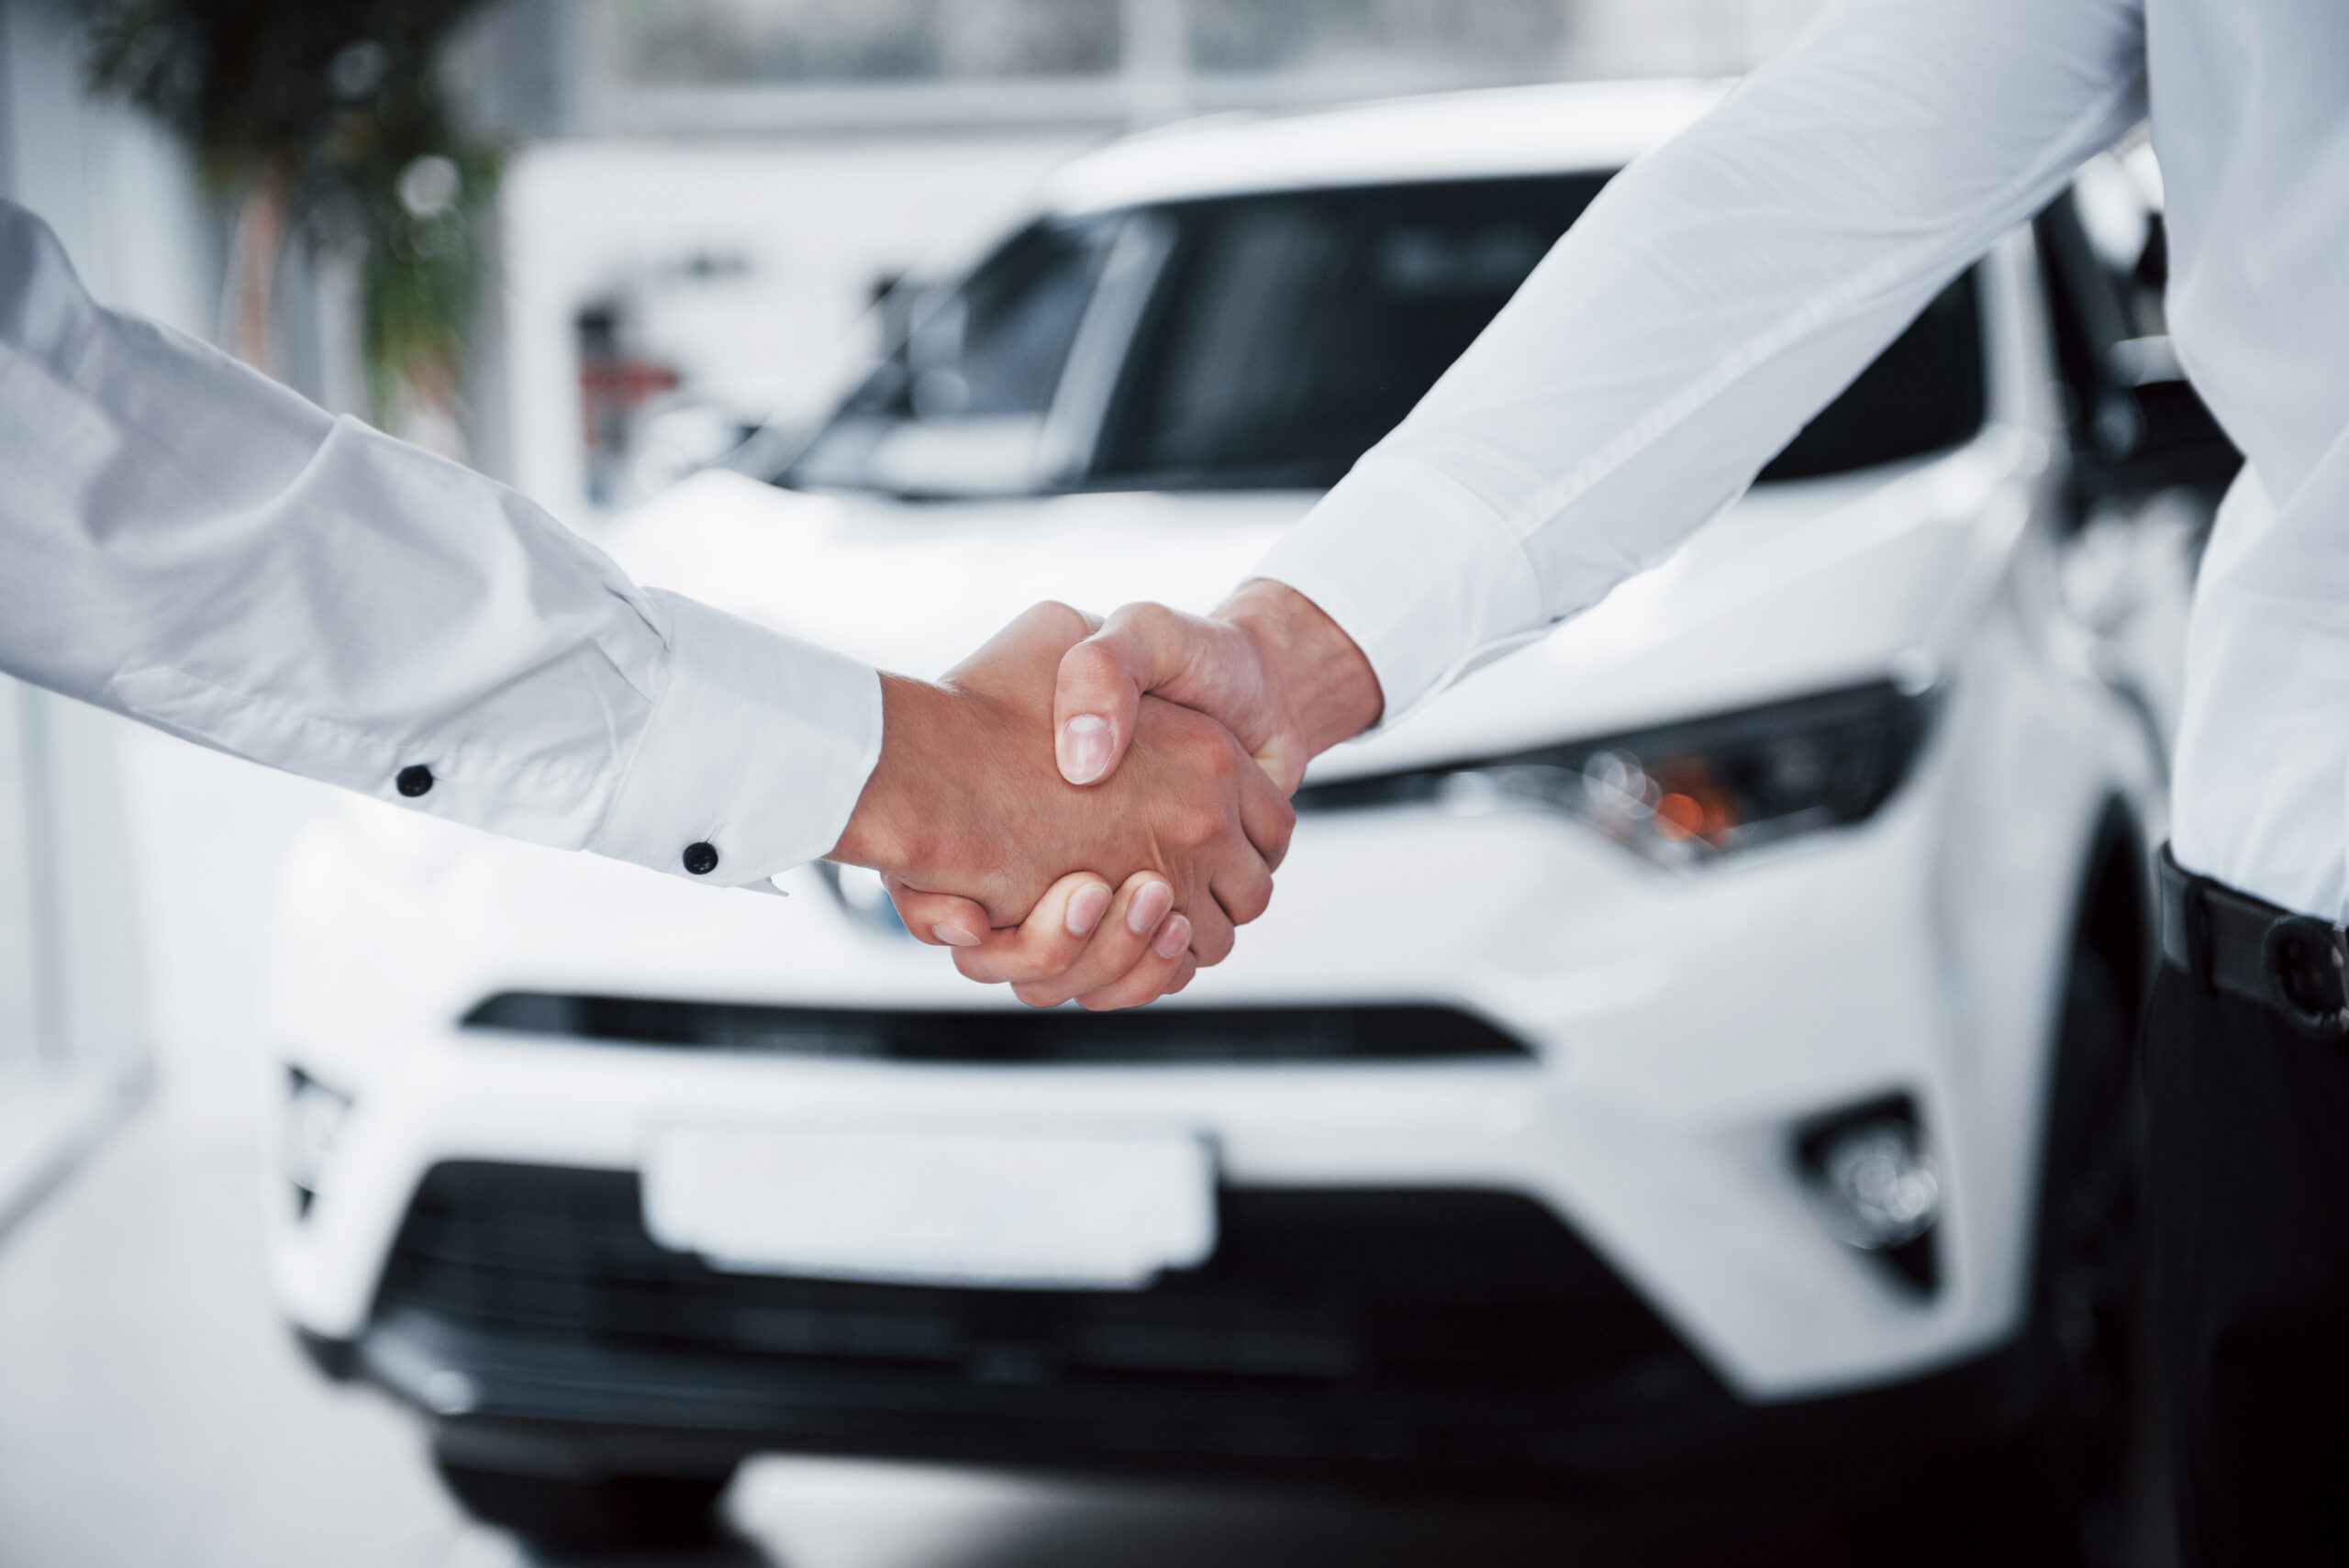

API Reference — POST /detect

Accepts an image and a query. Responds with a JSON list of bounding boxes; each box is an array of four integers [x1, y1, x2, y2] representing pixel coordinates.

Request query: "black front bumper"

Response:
[[304, 1162, 2042, 1491]]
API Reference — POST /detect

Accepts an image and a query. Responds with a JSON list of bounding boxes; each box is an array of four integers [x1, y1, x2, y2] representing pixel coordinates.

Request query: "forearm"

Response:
[[0, 199, 880, 884], [1256, 0, 2148, 719]]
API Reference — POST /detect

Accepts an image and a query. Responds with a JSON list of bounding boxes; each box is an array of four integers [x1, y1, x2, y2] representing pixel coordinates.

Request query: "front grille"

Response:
[[374, 1162, 1694, 1396], [461, 995, 1532, 1063]]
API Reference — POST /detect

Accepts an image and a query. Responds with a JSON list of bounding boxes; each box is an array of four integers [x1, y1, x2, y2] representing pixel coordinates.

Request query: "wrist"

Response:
[[828, 673, 953, 873], [1216, 578, 1383, 764]]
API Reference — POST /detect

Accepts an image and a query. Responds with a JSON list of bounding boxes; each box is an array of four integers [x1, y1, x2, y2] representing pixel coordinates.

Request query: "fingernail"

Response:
[[931, 922, 982, 948], [1127, 878, 1173, 936], [1065, 881, 1111, 937], [1059, 715, 1113, 784], [1153, 914, 1191, 961]]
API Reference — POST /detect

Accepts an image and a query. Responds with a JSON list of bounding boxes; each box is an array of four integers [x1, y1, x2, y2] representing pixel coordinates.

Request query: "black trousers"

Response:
[[2147, 957, 2349, 1564]]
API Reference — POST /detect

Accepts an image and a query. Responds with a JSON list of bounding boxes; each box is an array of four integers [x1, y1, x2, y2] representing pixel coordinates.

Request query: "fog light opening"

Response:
[[284, 1066, 353, 1217], [1798, 1096, 1940, 1292]]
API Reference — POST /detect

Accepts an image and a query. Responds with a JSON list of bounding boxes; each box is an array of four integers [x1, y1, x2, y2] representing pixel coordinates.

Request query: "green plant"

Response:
[[78, 0, 501, 428]]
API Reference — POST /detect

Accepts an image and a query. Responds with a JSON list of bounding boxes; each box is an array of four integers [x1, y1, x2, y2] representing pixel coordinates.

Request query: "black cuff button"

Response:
[[395, 765, 435, 798], [683, 841, 720, 876]]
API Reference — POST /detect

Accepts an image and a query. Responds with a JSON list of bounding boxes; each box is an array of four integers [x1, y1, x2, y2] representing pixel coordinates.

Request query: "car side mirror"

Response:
[[2081, 334, 2241, 497]]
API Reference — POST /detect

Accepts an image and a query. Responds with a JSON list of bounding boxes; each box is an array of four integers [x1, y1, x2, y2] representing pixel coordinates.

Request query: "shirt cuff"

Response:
[[588, 589, 884, 884], [1252, 452, 1550, 726]]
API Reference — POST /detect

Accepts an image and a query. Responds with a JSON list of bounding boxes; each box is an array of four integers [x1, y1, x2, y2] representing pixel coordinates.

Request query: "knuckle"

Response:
[[1173, 805, 1227, 849], [1016, 600, 1084, 642], [1063, 636, 1118, 679], [1119, 601, 1175, 638], [1063, 638, 1137, 705]]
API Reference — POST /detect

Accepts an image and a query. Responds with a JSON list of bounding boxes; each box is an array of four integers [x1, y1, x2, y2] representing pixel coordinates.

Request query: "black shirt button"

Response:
[[395, 765, 434, 798], [682, 841, 719, 876]]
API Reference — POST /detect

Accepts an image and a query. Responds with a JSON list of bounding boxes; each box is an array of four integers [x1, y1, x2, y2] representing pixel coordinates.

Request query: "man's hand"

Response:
[[827, 601, 1293, 973], [1052, 580, 1384, 793], [885, 583, 1378, 1014], [894, 867, 1202, 1010]]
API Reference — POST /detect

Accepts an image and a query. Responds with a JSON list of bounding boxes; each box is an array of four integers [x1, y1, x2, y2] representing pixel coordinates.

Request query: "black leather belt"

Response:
[[2159, 844, 2349, 1040]]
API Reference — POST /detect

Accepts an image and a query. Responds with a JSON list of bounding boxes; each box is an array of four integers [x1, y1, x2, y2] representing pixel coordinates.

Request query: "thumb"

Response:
[[1053, 605, 1177, 785], [1055, 602, 1256, 786]]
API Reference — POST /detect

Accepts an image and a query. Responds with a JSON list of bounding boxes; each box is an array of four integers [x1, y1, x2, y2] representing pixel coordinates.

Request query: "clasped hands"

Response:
[[826, 581, 1382, 1010]]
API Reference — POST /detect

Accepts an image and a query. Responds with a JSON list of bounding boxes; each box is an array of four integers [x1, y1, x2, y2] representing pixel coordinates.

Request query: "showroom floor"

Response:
[[0, 1109, 2132, 1568]]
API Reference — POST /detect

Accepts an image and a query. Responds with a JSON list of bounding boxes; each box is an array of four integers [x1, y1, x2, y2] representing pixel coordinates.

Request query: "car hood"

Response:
[[605, 428, 2043, 782]]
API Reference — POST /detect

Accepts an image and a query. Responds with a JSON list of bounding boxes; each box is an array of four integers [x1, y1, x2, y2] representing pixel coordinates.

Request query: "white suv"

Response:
[[267, 83, 2232, 1556]]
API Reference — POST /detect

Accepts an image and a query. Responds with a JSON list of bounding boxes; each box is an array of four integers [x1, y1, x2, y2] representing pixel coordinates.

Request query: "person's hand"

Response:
[[1052, 579, 1384, 793], [885, 583, 1380, 1014], [827, 601, 1293, 972], [893, 867, 1201, 1010]]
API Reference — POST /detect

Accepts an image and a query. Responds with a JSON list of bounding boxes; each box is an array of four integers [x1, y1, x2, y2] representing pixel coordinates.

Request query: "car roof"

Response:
[[1043, 78, 1731, 215]]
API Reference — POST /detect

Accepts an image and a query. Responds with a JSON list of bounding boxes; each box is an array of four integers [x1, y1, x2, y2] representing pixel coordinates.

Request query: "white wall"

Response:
[[0, 684, 44, 1075], [0, 4, 218, 333], [0, 0, 247, 1143]]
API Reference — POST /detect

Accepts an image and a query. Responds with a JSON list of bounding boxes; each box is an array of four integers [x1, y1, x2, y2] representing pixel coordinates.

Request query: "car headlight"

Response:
[[1293, 680, 1933, 868]]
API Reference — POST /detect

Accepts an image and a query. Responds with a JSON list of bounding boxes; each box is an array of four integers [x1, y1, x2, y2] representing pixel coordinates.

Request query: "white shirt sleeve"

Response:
[[1253, 0, 2149, 721], [0, 200, 881, 885]]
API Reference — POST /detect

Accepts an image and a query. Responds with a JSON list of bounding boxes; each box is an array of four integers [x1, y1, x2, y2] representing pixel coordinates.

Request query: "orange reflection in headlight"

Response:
[[1651, 754, 1741, 843]]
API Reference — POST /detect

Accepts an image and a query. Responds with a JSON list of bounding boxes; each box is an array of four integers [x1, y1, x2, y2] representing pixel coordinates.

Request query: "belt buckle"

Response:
[[2260, 915, 2349, 1041]]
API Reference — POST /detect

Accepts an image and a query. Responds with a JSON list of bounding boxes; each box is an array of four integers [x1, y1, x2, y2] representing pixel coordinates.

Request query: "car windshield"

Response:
[[782, 174, 1984, 499]]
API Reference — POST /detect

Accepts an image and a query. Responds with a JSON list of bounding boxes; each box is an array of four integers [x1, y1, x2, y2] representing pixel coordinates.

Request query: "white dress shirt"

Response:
[[0, 201, 881, 886], [1258, 0, 2349, 921]]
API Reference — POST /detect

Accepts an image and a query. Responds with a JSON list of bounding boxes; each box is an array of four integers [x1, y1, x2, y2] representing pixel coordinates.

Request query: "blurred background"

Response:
[[5, 2, 2197, 1566], [0, 0, 1829, 1152]]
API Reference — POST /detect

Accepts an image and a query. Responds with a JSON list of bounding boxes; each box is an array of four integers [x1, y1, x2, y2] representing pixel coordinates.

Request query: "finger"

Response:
[[1055, 603, 1229, 786], [1072, 913, 1195, 1012], [1162, 952, 1198, 995], [1004, 873, 1175, 1006], [1053, 628, 1150, 785], [885, 877, 990, 949], [1210, 851, 1275, 932], [1182, 884, 1237, 968], [1233, 741, 1297, 871], [933, 871, 1116, 986], [1196, 746, 1279, 951]]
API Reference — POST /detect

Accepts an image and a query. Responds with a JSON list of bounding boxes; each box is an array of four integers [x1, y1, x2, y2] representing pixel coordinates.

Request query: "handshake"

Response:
[[825, 580, 1384, 1011]]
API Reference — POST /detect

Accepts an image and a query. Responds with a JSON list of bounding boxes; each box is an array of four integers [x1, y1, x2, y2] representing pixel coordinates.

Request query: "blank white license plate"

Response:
[[640, 1125, 1217, 1289]]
